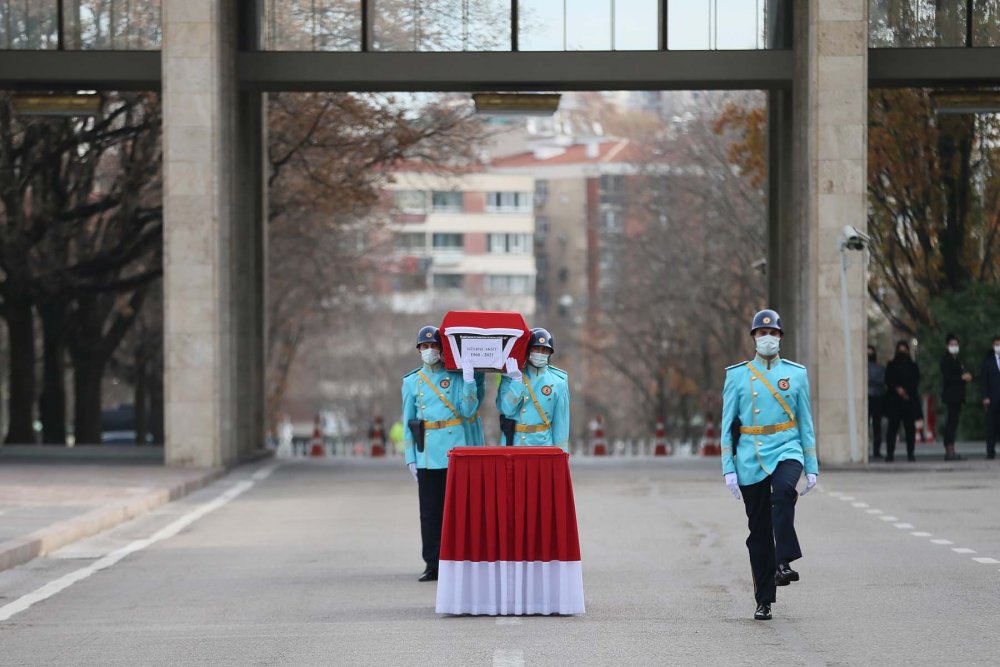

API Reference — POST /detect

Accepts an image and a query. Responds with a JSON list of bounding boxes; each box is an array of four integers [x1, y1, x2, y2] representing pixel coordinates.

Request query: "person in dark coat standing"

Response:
[[979, 335, 1000, 460], [940, 334, 971, 462], [868, 346, 886, 459], [885, 340, 922, 462]]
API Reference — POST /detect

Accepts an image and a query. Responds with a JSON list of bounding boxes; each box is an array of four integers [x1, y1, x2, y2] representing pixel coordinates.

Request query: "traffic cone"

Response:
[[700, 413, 721, 456], [370, 416, 386, 457], [917, 396, 936, 444], [309, 414, 325, 457], [591, 415, 608, 456], [653, 416, 669, 456]]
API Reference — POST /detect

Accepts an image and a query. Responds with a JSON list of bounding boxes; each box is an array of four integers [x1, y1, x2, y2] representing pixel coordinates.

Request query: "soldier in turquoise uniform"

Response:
[[402, 325, 480, 581], [496, 328, 570, 451], [720, 309, 818, 621], [462, 372, 488, 447]]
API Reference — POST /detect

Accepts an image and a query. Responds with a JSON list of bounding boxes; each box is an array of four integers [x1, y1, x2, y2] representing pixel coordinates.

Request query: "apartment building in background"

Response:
[[490, 135, 645, 329], [380, 169, 537, 316]]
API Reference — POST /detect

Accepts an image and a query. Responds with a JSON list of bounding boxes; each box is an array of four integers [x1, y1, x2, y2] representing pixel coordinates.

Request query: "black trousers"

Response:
[[417, 468, 449, 569], [886, 413, 916, 459], [986, 403, 1000, 457], [869, 395, 884, 456], [740, 459, 803, 605], [944, 402, 962, 447]]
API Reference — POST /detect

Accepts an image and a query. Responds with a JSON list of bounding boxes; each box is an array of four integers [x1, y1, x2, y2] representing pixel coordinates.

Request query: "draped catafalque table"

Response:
[[435, 447, 585, 615]]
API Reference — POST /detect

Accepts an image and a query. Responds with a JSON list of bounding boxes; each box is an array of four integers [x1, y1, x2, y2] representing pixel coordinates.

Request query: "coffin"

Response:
[[440, 311, 530, 373]]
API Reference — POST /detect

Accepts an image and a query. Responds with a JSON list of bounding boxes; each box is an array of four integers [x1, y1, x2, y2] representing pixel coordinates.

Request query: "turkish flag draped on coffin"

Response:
[[440, 311, 530, 372], [435, 447, 585, 616]]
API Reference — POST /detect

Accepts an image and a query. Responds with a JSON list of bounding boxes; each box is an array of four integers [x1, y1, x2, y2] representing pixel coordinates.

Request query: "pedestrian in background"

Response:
[[980, 335, 1000, 460], [940, 334, 971, 462], [868, 346, 886, 459], [885, 340, 922, 462]]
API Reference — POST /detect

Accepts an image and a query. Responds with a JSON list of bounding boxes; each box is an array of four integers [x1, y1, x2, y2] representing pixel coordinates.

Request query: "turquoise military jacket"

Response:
[[720, 355, 818, 485], [461, 372, 487, 447], [496, 365, 570, 452], [402, 363, 480, 469]]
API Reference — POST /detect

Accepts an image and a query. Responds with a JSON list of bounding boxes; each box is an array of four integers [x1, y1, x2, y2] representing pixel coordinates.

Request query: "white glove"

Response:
[[505, 357, 523, 383], [408, 462, 418, 482], [800, 473, 817, 496], [725, 472, 740, 500], [462, 355, 475, 384]]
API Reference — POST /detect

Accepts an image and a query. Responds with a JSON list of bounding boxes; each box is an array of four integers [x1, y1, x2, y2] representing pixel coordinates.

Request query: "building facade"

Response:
[[381, 170, 537, 317]]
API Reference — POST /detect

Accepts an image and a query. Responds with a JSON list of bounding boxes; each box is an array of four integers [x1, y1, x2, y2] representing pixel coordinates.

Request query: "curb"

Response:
[[820, 460, 999, 473], [0, 466, 226, 573]]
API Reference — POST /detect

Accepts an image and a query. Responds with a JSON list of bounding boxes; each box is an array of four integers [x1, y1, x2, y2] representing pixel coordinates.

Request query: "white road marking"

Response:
[[838, 496, 856, 501], [493, 649, 525, 667], [931, 539, 955, 545], [952, 548, 976, 554], [866, 509, 883, 514], [496, 617, 522, 626], [851, 502, 869, 508], [972, 557, 999, 564], [879, 516, 900, 522], [911, 532, 933, 537], [0, 478, 258, 622], [894, 523, 915, 529], [251, 464, 280, 481]]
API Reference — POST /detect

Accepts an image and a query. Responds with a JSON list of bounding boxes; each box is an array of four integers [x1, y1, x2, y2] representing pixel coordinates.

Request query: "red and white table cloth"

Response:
[[436, 447, 585, 615]]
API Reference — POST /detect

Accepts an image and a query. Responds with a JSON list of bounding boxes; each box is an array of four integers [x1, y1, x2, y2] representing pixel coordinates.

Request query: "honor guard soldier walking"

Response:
[[462, 371, 488, 447], [496, 328, 570, 451], [720, 310, 818, 621], [402, 325, 481, 582]]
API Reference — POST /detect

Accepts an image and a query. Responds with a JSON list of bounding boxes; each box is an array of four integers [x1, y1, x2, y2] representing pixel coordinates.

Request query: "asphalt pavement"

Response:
[[0, 457, 997, 666]]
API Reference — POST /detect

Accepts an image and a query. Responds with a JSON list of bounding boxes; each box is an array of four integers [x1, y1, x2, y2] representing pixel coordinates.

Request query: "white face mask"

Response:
[[420, 348, 441, 365], [529, 352, 549, 368], [948, 345, 959, 355], [995, 345, 1000, 355], [755, 335, 780, 357]]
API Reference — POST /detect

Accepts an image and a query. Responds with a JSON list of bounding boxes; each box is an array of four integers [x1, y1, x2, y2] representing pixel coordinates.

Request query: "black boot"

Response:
[[418, 566, 438, 582], [775, 562, 799, 586], [754, 603, 772, 620]]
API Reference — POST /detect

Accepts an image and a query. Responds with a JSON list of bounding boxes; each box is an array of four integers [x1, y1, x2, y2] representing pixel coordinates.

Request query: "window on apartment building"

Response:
[[432, 233, 464, 251], [486, 191, 531, 213], [535, 216, 550, 241], [394, 190, 427, 213], [538, 289, 550, 311], [600, 174, 624, 193], [601, 208, 624, 233], [536, 253, 549, 275], [486, 275, 534, 294], [487, 233, 533, 254], [600, 175, 625, 205], [432, 191, 464, 212], [433, 274, 464, 290], [394, 232, 427, 251], [393, 273, 427, 292], [558, 268, 569, 283], [534, 180, 549, 207]]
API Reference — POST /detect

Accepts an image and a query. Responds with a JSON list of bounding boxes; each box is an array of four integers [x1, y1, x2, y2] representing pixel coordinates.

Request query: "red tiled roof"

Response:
[[387, 159, 485, 174], [490, 139, 650, 168]]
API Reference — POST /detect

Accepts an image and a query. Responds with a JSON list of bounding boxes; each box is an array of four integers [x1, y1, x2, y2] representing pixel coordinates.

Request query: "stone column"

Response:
[[162, 0, 265, 466], [772, 0, 868, 465]]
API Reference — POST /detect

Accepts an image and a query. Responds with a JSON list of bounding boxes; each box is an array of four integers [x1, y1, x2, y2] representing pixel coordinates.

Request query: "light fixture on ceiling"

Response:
[[473, 93, 561, 117], [930, 91, 1000, 115], [12, 93, 102, 117]]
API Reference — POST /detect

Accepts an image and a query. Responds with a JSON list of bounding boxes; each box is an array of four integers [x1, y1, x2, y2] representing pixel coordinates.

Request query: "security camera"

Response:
[[750, 258, 767, 275], [841, 225, 871, 252]]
